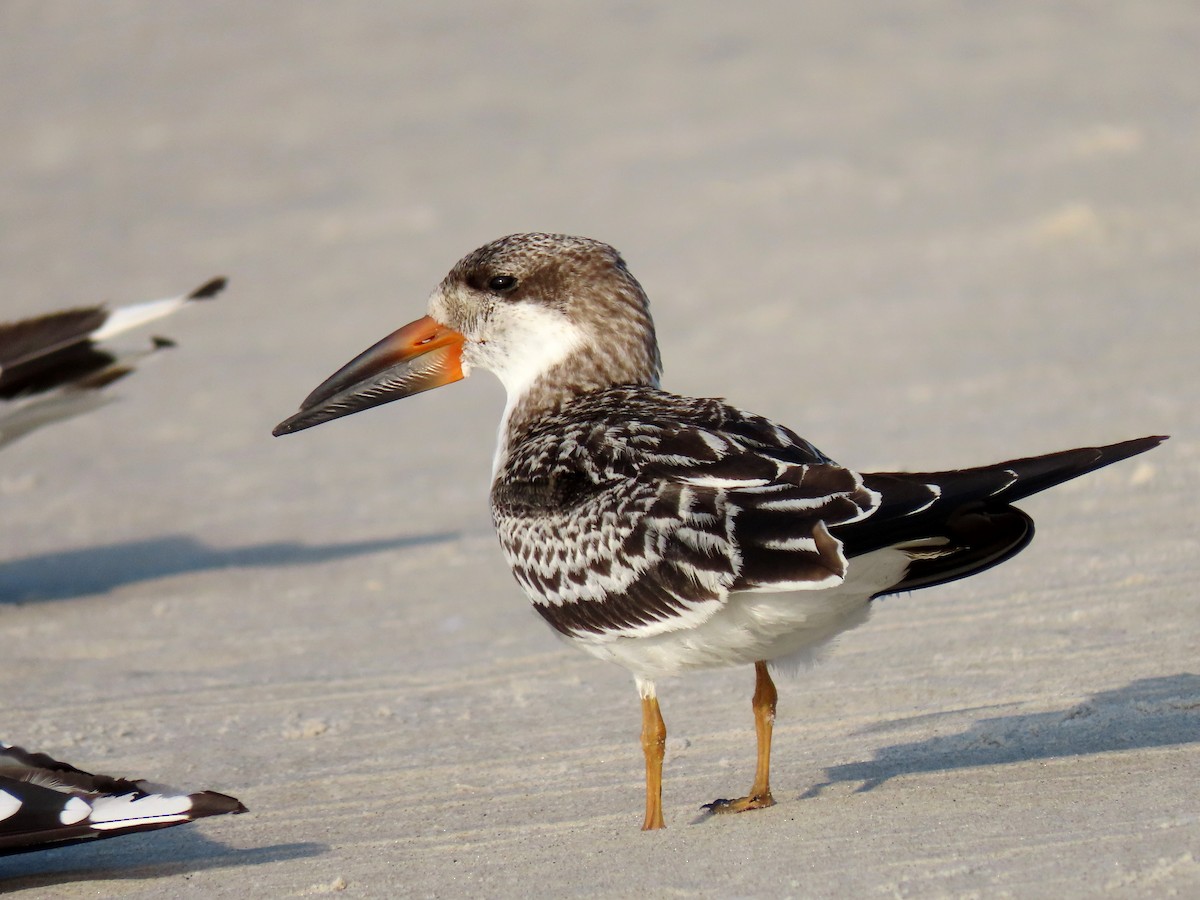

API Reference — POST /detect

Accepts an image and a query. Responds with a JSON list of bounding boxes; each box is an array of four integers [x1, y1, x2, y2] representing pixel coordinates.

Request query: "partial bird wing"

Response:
[[0, 277, 224, 450], [0, 742, 244, 856], [832, 435, 1167, 596]]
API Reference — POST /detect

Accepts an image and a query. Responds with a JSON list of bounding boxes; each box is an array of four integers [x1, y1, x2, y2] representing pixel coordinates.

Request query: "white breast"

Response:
[[568, 546, 912, 680]]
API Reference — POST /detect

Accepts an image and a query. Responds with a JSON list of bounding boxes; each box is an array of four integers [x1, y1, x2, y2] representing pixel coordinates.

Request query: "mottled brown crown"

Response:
[[449, 233, 661, 383]]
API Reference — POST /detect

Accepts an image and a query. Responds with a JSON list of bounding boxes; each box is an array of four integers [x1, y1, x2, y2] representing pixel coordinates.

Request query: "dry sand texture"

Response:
[[1, 3, 1197, 897]]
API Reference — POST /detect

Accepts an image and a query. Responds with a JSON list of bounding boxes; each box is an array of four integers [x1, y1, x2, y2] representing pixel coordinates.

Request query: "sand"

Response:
[[1, 2, 1196, 897]]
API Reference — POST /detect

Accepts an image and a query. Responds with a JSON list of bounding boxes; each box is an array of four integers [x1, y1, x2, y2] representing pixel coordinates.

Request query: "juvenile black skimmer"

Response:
[[0, 742, 244, 855], [0, 277, 225, 451], [274, 233, 1165, 830]]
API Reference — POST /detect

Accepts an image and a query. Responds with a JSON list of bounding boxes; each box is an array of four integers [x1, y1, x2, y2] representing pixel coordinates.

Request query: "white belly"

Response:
[[566, 547, 910, 681]]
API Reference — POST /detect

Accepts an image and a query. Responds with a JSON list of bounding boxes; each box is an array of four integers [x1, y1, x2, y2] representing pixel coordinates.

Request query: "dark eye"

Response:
[[488, 274, 518, 293]]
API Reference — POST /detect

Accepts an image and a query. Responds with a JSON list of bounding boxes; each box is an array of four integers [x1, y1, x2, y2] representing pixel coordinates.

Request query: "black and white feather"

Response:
[[0, 277, 225, 450], [492, 386, 877, 639], [0, 742, 245, 856]]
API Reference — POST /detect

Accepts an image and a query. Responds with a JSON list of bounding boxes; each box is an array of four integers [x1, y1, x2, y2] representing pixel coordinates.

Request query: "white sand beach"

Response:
[[1, 3, 1196, 896]]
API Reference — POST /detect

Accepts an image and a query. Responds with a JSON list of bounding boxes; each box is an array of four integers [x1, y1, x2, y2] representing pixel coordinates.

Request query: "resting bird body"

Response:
[[274, 233, 1164, 830]]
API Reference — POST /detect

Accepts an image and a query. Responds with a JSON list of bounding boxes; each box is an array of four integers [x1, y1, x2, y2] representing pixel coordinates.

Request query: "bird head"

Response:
[[273, 233, 660, 437]]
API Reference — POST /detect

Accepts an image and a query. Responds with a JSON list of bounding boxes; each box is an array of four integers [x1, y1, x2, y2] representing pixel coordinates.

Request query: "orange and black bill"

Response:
[[273, 316, 465, 436]]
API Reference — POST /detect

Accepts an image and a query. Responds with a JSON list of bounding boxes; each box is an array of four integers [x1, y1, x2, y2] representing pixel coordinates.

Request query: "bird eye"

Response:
[[488, 275, 518, 293]]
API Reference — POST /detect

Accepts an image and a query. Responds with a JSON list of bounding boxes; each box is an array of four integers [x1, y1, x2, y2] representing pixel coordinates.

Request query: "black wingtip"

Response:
[[984, 434, 1169, 506], [188, 276, 227, 300], [188, 790, 248, 817], [1101, 434, 1169, 461], [151, 335, 177, 349], [271, 414, 311, 437]]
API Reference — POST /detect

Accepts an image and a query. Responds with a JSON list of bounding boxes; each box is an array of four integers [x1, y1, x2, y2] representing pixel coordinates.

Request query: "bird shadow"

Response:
[[799, 673, 1200, 798], [0, 531, 456, 603], [0, 829, 327, 889]]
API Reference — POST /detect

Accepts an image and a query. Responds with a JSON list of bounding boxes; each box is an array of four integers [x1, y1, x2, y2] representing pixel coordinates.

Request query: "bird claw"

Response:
[[702, 793, 775, 814]]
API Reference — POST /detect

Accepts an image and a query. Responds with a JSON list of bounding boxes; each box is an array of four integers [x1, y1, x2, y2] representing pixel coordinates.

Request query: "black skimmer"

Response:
[[0, 742, 244, 855], [0, 277, 225, 451], [274, 233, 1165, 830]]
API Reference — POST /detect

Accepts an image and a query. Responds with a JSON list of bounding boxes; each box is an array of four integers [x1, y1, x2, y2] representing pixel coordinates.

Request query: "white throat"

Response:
[[468, 305, 586, 477]]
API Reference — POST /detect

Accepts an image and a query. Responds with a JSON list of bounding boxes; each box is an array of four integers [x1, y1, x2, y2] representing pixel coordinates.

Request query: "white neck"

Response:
[[473, 308, 586, 478]]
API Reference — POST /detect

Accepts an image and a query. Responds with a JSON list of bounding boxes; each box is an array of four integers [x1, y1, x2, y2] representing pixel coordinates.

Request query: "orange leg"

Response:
[[706, 661, 777, 813], [640, 694, 666, 830]]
